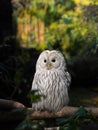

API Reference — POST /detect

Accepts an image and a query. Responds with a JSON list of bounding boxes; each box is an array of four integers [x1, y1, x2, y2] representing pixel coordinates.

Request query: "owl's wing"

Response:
[[65, 71, 71, 88], [31, 73, 39, 91], [32, 73, 44, 95], [31, 73, 46, 101]]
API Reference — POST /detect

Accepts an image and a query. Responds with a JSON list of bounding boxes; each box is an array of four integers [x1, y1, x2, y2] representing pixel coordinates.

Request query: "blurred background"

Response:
[[0, 0, 98, 107]]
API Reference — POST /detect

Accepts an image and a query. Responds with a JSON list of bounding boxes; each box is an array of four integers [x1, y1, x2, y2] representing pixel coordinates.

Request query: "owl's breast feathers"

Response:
[[33, 70, 70, 93]]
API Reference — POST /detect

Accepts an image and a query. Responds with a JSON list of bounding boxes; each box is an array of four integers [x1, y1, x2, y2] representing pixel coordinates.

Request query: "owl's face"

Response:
[[36, 50, 66, 71]]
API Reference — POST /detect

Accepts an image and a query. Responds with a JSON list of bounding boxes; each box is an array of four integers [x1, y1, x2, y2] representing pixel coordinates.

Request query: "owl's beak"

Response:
[[47, 63, 52, 70]]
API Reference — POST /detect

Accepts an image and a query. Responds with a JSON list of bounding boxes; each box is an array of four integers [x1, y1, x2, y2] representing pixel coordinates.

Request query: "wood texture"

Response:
[[0, 99, 25, 109], [0, 99, 98, 122], [28, 106, 98, 119]]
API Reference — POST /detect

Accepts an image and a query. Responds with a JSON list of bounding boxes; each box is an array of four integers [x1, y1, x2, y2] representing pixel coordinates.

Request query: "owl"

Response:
[[31, 50, 71, 112]]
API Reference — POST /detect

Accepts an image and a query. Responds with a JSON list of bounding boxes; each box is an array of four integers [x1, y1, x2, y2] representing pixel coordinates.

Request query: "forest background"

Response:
[[0, 0, 98, 107]]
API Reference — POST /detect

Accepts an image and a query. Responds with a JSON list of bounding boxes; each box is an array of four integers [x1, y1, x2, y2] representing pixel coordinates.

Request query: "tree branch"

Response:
[[0, 99, 25, 109], [28, 106, 98, 119], [0, 99, 98, 122]]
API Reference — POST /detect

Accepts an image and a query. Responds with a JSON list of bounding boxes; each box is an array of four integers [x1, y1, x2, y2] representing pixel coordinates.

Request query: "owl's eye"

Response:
[[51, 59, 56, 62], [44, 59, 47, 63]]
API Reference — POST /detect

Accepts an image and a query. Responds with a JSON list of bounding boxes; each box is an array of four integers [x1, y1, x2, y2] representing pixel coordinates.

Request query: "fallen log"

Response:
[[0, 106, 98, 122], [0, 99, 98, 121], [0, 99, 25, 109], [28, 106, 98, 119], [1, 99, 98, 130]]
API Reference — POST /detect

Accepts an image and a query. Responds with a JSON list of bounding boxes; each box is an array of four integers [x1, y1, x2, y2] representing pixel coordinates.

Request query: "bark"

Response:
[[0, 99, 25, 110], [0, 99, 98, 122], [28, 106, 98, 119]]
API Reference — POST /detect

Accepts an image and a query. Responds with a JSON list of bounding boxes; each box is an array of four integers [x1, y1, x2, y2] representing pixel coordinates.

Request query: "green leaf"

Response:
[[62, 15, 72, 24], [28, 90, 45, 103], [15, 119, 45, 130], [59, 106, 96, 130]]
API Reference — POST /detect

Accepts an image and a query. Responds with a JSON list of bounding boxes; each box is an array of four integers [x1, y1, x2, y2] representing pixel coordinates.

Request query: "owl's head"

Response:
[[36, 50, 66, 71]]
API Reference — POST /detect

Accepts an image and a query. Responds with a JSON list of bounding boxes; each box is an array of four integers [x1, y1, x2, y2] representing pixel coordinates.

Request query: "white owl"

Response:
[[31, 50, 71, 112]]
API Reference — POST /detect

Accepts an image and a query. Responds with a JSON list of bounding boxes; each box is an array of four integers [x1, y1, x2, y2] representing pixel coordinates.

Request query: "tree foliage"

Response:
[[13, 0, 98, 58], [59, 107, 96, 130]]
